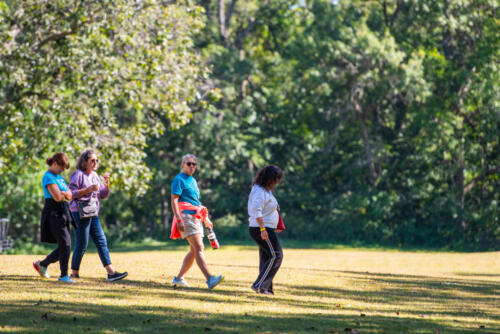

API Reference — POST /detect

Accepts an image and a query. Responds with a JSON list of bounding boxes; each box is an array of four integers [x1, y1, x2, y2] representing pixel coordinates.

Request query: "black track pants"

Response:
[[248, 227, 283, 292]]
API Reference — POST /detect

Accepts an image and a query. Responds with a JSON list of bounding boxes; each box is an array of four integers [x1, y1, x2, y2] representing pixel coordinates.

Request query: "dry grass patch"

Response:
[[1, 246, 499, 333]]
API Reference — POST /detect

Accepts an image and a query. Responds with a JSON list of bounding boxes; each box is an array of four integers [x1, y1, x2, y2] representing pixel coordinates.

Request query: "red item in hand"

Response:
[[206, 227, 220, 250], [277, 209, 285, 231]]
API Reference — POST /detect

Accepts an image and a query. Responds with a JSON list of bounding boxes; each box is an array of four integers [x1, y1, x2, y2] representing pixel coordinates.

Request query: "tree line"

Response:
[[1, 0, 498, 250]]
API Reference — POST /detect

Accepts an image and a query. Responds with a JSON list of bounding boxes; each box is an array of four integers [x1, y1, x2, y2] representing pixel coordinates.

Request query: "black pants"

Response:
[[249, 227, 283, 292], [40, 218, 71, 277]]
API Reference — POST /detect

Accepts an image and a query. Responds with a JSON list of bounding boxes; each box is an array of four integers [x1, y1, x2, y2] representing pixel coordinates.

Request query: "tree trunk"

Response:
[[218, 0, 228, 47], [160, 187, 170, 230], [352, 93, 378, 187]]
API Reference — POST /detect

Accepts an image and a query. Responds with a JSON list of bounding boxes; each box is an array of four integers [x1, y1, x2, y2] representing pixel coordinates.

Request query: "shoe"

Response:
[[206, 275, 224, 290], [58, 275, 76, 283], [33, 261, 50, 279], [260, 289, 274, 295], [251, 285, 259, 293], [171, 276, 190, 287], [70, 273, 80, 279], [107, 271, 128, 282]]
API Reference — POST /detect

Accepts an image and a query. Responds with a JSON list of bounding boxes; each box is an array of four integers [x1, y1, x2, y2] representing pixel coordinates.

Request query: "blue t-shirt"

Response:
[[171, 172, 201, 214], [42, 171, 69, 199]]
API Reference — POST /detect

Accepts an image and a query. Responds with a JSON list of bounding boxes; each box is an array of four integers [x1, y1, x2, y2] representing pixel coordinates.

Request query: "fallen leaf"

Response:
[[479, 325, 485, 329], [360, 314, 366, 317], [41, 313, 48, 321], [396, 311, 400, 316], [204, 328, 212, 331], [356, 322, 360, 326], [344, 328, 352, 332]]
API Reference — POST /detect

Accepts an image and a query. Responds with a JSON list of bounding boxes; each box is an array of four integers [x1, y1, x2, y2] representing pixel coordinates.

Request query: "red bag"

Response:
[[277, 209, 285, 231]]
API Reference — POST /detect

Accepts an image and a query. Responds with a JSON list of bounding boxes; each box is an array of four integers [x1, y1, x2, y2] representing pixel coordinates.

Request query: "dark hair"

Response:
[[46, 153, 70, 169], [76, 149, 97, 171], [252, 165, 283, 190]]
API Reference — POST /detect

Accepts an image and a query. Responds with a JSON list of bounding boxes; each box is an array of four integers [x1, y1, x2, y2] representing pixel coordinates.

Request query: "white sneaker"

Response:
[[171, 276, 190, 287]]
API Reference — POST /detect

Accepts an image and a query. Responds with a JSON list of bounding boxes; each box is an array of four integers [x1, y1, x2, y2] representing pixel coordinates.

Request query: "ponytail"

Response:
[[46, 153, 70, 169]]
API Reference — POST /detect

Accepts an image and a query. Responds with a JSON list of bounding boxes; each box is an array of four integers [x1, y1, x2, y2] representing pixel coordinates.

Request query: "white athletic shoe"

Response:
[[171, 276, 190, 287]]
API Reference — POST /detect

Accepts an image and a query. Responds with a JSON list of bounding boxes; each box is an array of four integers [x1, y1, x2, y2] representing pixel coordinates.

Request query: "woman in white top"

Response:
[[248, 165, 284, 295]]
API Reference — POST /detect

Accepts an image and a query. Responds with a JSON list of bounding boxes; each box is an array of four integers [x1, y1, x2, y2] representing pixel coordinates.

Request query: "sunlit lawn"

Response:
[[0, 245, 499, 333]]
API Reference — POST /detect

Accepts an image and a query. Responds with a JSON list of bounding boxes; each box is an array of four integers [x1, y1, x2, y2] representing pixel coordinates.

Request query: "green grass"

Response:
[[1, 246, 499, 333], [5, 237, 485, 256]]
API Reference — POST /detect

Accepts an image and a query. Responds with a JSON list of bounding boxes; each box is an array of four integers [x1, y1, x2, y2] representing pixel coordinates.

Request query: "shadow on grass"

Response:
[[454, 272, 500, 278], [0, 298, 496, 334], [0, 271, 498, 334]]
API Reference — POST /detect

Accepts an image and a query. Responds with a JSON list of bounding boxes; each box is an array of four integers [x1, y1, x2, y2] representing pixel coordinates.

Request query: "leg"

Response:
[[257, 229, 283, 291], [260, 245, 273, 292], [249, 227, 281, 292], [41, 217, 71, 277], [89, 216, 114, 274], [40, 247, 60, 268], [176, 244, 196, 279], [71, 212, 91, 276], [186, 234, 211, 280], [57, 225, 71, 277]]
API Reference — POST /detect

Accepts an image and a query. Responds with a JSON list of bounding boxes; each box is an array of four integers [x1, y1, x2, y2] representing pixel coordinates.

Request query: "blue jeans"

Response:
[[71, 212, 112, 271]]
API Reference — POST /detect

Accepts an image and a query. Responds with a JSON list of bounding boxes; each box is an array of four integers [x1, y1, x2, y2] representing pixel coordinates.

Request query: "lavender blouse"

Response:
[[68, 169, 109, 214]]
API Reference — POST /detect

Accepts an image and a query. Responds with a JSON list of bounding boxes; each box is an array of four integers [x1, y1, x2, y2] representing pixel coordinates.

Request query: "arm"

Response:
[[47, 184, 66, 202], [69, 172, 98, 199], [63, 190, 72, 201], [98, 173, 110, 199], [204, 216, 213, 229], [250, 188, 268, 240], [171, 194, 185, 232], [256, 217, 268, 240]]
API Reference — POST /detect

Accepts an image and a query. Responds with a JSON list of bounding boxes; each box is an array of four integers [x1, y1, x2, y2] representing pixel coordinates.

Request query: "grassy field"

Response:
[[0, 245, 499, 333]]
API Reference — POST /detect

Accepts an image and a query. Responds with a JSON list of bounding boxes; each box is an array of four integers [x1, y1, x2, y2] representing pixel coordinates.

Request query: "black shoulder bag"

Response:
[[77, 193, 98, 219]]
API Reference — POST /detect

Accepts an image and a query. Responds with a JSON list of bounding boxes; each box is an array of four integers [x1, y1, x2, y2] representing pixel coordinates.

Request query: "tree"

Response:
[[0, 0, 209, 240]]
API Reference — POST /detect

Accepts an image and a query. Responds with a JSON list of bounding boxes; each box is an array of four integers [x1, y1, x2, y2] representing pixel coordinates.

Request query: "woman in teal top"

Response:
[[170, 154, 224, 290], [33, 153, 76, 283]]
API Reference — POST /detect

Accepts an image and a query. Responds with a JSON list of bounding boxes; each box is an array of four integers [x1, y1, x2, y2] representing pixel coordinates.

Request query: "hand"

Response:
[[204, 217, 213, 229], [275, 229, 283, 234], [88, 184, 99, 193], [102, 173, 110, 186], [177, 218, 185, 232], [261, 230, 268, 240], [63, 191, 72, 200]]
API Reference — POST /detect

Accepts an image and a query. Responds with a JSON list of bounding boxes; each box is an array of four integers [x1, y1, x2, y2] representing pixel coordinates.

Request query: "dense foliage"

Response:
[[1, 0, 498, 250]]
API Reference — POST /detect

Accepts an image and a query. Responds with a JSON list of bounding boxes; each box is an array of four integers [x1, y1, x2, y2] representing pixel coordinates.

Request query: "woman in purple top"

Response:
[[69, 149, 127, 282]]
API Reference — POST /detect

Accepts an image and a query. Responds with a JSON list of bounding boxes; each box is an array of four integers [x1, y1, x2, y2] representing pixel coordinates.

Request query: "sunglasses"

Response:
[[186, 162, 197, 167]]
